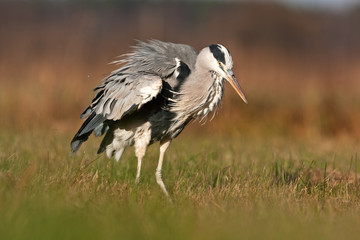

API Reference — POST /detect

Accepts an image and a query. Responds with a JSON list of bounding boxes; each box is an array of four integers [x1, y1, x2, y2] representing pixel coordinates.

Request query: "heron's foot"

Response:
[[135, 176, 140, 184], [155, 169, 172, 202]]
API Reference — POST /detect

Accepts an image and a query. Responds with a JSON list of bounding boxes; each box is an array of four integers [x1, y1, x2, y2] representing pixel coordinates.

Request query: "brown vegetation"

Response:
[[0, 2, 360, 140]]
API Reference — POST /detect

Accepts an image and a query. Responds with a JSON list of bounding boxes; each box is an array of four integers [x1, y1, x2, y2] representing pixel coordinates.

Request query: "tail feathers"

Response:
[[80, 106, 92, 119], [71, 112, 106, 153], [71, 132, 92, 153], [97, 130, 114, 154], [93, 122, 109, 137]]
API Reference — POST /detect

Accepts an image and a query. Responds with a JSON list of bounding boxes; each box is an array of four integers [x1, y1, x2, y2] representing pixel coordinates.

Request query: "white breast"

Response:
[[196, 75, 224, 120]]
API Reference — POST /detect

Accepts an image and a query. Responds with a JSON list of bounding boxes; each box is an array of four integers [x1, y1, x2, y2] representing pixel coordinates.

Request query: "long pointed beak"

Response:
[[225, 70, 248, 104]]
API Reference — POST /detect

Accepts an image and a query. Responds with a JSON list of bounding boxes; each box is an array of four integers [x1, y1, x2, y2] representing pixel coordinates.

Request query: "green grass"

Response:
[[1, 128, 360, 240]]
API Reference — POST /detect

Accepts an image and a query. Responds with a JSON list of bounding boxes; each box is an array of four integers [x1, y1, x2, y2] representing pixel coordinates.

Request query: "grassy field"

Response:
[[1, 127, 360, 240], [1, 2, 360, 239]]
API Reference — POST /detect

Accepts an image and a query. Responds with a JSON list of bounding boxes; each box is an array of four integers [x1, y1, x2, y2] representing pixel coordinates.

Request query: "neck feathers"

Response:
[[195, 72, 224, 121], [170, 71, 224, 122]]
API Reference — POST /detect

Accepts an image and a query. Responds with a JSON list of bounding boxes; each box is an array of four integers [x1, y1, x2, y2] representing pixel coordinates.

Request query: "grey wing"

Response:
[[81, 40, 197, 121], [71, 40, 197, 153], [83, 73, 163, 121], [71, 73, 163, 153], [115, 40, 198, 76]]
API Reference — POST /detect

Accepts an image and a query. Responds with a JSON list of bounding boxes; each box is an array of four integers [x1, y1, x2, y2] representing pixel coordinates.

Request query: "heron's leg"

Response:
[[114, 148, 125, 162], [134, 129, 151, 184], [156, 138, 171, 199], [134, 127, 151, 183], [135, 156, 143, 184]]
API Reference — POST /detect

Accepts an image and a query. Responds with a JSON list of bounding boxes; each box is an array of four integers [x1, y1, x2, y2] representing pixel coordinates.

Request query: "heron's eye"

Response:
[[218, 61, 221, 66]]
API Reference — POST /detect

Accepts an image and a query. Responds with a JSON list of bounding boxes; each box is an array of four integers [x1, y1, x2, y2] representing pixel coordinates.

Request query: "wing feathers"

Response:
[[91, 74, 163, 120], [71, 40, 197, 153], [71, 112, 106, 152]]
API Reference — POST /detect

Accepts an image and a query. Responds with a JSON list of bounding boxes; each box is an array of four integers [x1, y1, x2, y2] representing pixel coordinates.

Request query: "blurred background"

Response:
[[1, 0, 360, 141]]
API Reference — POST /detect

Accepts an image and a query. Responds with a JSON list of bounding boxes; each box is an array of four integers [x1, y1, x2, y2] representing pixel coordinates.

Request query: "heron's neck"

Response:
[[173, 68, 224, 120], [194, 71, 224, 119]]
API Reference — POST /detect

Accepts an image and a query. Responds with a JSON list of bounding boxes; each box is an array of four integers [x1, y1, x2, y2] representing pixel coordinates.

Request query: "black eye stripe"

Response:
[[209, 44, 226, 65]]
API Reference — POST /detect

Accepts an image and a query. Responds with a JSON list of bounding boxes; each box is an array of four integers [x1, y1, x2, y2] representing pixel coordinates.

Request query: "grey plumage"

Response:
[[71, 40, 247, 198]]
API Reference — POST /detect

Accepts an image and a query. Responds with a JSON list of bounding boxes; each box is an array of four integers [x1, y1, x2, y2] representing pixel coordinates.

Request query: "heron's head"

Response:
[[197, 44, 247, 104]]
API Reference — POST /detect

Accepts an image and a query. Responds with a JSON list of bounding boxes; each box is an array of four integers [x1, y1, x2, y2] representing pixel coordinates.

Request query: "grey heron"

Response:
[[71, 40, 247, 198]]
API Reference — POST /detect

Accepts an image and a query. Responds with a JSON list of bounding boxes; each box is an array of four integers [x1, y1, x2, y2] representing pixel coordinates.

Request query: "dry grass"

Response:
[[0, 129, 360, 240]]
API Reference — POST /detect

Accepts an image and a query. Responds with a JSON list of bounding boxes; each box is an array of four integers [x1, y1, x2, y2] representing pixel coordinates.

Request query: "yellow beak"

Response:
[[225, 70, 248, 104]]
